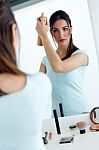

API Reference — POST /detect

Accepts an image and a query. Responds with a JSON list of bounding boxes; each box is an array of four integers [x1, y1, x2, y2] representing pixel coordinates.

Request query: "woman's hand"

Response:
[[36, 17, 49, 39]]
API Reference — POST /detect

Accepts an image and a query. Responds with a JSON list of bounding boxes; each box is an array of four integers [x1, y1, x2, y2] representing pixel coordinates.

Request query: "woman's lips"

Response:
[[59, 39, 66, 42]]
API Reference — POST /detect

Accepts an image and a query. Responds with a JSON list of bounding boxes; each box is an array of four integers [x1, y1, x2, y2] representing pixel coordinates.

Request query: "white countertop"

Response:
[[42, 113, 99, 150]]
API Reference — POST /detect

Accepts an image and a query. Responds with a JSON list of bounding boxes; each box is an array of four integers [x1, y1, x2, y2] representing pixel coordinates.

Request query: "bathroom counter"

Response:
[[42, 113, 99, 150]]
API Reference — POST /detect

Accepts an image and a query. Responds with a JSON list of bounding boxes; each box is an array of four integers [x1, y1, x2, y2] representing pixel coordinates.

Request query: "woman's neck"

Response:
[[56, 45, 68, 59]]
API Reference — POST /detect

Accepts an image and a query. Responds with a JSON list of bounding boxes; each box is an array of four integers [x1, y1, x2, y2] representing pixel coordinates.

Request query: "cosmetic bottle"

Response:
[[76, 121, 86, 134], [37, 12, 47, 46]]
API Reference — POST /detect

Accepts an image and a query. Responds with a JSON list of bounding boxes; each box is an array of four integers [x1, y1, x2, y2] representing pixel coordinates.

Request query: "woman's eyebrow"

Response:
[[62, 26, 69, 28], [52, 26, 69, 29]]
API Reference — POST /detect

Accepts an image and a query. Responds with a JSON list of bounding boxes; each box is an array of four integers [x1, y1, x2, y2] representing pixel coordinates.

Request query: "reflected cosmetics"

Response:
[[59, 103, 64, 117], [53, 109, 61, 134], [76, 121, 86, 134]]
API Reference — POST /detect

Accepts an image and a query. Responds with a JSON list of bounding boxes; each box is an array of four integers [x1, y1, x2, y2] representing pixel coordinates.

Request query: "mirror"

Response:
[[90, 107, 99, 132], [90, 107, 99, 124], [14, 0, 99, 117]]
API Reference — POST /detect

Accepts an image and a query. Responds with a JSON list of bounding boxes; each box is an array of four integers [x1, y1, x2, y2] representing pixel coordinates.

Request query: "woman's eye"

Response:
[[63, 27, 69, 32], [51, 28, 58, 33]]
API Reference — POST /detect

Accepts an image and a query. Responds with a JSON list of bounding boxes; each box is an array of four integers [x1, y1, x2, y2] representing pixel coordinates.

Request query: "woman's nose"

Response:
[[58, 30, 64, 38]]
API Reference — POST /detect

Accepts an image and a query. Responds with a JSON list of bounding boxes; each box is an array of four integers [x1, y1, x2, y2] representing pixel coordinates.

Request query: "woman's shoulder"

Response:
[[28, 72, 50, 82], [72, 49, 88, 56], [28, 72, 52, 90]]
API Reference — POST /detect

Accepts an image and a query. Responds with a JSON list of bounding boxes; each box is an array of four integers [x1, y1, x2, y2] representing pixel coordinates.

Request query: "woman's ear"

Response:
[[12, 23, 18, 51]]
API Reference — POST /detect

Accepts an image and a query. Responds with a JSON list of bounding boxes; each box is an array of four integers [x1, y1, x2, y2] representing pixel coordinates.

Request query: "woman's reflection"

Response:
[[36, 10, 91, 116]]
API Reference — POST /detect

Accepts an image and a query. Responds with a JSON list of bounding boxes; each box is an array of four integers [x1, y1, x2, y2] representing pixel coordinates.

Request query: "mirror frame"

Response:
[[90, 106, 99, 124]]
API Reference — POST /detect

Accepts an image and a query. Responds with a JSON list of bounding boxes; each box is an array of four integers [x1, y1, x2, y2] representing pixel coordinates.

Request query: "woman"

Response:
[[0, 1, 52, 149], [36, 10, 90, 116]]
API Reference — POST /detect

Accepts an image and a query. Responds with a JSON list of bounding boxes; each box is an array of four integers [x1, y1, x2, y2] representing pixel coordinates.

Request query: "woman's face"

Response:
[[51, 19, 72, 48]]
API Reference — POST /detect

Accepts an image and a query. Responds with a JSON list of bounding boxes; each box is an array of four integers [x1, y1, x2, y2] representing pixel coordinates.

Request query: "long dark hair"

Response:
[[49, 10, 79, 60], [0, 1, 24, 74], [0, 0, 25, 95]]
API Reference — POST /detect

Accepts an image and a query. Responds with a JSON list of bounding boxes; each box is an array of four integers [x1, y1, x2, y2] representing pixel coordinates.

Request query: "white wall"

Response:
[[13, 0, 99, 110], [87, 0, 99, 106], [87, 0, 99, 64]]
